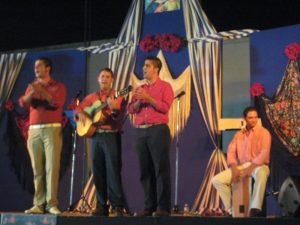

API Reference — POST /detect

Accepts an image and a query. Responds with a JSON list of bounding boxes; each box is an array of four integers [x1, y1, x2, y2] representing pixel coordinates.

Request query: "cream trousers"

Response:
[[212, 162, 270, 212], [27, 126, 62, 208]]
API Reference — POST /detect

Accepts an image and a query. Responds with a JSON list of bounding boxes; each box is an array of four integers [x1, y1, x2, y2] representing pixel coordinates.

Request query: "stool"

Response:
[[232, 177, 267, 217], [232, 177, 250, 217]]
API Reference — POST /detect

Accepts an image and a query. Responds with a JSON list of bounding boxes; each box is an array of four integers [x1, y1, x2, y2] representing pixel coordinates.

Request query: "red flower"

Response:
[[139, 35, 157, 52], [139, 33, 183, 53], [284, 43, 300, 60], [290, 129, 297, 137], [249, 82, 265, 97], [4, 100, 15, 111]]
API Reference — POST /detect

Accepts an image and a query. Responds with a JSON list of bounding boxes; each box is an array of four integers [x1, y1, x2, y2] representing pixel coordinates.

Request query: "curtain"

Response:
[[0, 52, 26, 118], [108, 0, 143, 90]]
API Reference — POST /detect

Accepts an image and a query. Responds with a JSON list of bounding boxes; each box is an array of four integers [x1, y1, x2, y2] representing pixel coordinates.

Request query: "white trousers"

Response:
[[212, 162, 270, 212]]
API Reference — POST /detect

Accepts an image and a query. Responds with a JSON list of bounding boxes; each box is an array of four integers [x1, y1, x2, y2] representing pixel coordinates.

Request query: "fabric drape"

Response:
[[0, 52, 26, 118]]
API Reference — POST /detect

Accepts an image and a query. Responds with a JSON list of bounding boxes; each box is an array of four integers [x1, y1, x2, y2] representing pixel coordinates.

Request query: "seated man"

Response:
[[212, 106, 271, 217]]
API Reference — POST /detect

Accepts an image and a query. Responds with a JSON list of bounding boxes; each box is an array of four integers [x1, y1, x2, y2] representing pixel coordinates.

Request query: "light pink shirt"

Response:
[[227, 124, 271, 166]]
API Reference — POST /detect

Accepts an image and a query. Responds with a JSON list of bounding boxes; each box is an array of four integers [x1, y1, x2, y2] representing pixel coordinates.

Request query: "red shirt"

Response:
[[19, 79, 67, 125], [75, 89, 125, 131], [227, 124, 271, 166], [128, 78, 174, 125]]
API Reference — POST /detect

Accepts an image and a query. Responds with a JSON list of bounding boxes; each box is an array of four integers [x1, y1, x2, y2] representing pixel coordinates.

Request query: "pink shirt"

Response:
[[128, 78, 174, 125], [75, 89, 125, 131], [19, 79, 66, 125], [227, 124, 271, 166]]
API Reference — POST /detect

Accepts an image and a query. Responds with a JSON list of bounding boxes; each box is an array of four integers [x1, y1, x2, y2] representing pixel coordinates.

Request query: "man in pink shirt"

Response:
[[19, 57, 67, 215], [212, 107, 271, 217], [129, 56, 174, 217]]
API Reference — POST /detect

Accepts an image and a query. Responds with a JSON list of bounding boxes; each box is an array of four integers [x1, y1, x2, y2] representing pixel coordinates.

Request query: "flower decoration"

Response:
[[249, 82, 265, 97], [284, 43, 300, 60], [139, 34, 158, 52], [4, 100, 15, 111], [139, 33, 183, 52]]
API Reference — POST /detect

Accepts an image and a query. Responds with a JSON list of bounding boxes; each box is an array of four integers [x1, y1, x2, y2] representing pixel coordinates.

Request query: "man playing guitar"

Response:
[[74, 68, 126, 216]]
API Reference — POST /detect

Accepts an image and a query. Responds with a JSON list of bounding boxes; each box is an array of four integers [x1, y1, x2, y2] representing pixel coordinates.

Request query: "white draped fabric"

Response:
[[0, 52, 27, 118], [108, 0, 144, 90], [182, 0, 225, 214]]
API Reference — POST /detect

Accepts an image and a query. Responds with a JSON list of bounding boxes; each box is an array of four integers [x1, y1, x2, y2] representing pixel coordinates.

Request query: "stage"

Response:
[[0, 212, 299, 225]]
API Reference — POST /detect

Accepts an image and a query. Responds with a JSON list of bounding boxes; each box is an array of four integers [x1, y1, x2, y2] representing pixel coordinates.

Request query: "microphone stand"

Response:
[[172, 91, 185, 214], [67, 98, 79, 212]]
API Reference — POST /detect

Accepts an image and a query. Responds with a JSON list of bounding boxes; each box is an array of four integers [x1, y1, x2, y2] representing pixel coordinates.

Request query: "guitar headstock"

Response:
[[115, 85, 133, 97]]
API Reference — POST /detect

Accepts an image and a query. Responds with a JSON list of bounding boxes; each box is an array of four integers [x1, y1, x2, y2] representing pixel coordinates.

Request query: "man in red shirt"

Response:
[[75, 68, 126, 216], [212, 107, 271, 217], [129, 56, 174, 217], [19, 57, 67, 215]]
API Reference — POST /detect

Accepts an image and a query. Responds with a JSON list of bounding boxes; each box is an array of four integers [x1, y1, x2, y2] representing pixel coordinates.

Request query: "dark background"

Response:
[[0, 0, 299, 51]]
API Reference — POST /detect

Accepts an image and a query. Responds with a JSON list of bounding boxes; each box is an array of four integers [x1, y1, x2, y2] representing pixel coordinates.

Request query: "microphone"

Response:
[[174, 91, 185, 99], [74, 90, 82, 99]]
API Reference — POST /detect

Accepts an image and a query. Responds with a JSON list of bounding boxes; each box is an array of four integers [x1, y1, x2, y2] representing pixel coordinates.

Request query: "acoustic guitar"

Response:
[[76, 85, 132, 137]]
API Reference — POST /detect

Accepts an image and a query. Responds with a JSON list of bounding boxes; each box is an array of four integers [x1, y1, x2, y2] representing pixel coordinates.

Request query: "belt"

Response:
[[96, 129, 119, 133], [29, 123, 61, 129], [135, 123, 163, 129]]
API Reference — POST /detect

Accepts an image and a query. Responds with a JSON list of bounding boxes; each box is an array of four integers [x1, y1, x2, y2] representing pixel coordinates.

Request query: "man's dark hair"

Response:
[[145, 56, 162, 74], [36, 57, 53, 73], [243, 106, 259, 118], [98, 67, 114, 78]]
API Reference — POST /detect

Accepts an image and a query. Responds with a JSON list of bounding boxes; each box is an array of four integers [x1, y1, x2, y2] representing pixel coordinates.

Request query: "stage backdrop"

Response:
[[0, 49, 86, 211]]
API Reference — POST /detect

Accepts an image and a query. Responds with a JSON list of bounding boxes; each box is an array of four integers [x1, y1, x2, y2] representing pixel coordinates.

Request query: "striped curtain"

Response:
[[182, 0, 225, 214], [0, 52, 27, 118]]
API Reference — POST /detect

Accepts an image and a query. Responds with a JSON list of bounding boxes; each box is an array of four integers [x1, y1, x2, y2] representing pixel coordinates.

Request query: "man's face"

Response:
[[34, 60, 50, 79], [98, 70, 113, 90], [245, 110, 258, 129], [143, 60, 158, 81]]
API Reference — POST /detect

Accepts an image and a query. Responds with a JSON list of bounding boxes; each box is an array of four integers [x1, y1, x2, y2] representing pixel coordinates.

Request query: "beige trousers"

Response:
[[27, 127, 62, 208], [212, 162, 270, 212]]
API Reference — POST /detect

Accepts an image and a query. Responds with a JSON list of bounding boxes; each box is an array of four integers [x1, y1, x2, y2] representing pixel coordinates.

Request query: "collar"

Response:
[[145, 77, 161, 87]]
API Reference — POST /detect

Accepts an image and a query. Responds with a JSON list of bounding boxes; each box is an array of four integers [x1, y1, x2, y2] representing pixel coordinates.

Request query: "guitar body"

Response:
[[76, 116, 97, 138], [76, 85, 132, 137]]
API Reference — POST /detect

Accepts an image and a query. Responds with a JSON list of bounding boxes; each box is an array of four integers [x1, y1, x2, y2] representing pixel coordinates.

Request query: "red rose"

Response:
[[284, 43, 300, 60], [249, 82, 265, 97], [4, 100, 15, 111]]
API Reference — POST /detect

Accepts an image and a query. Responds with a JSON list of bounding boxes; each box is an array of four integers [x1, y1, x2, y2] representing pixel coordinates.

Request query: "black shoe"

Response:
[[134, 211, 153, 217], [249, 208, 263, 217], [152, 209, 170, 217], [110, 207, 123, 217], [90, 208, 109, 216]]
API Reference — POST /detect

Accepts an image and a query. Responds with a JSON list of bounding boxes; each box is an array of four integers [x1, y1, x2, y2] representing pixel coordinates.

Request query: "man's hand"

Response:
[[135, 87, 149, 101], [30, 82, 44, 93], [107, 96, 119, 110], [77, 113, 88, 126], [240, 163, 256, 177], [231, 165, 240, 183]]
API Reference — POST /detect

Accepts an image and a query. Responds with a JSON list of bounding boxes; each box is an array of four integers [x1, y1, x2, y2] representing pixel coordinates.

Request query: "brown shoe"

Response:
[[152, 209, 170, 217], [249, 208, 263, 217], [134, 211, 153, 217]]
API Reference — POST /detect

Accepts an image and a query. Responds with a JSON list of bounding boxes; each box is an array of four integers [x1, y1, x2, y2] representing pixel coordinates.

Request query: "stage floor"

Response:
[[0, 212, 299, 225]]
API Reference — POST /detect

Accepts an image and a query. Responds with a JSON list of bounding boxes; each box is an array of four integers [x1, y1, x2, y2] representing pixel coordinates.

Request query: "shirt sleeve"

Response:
[[252, 129, 271, 165], [50, 83, 67, 108], [19, 85, 32, 108], [154, 83, 174, 114], [227, 133, 239, 166], [74, 93, 95, 115], [128, 94, 140, 114]]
